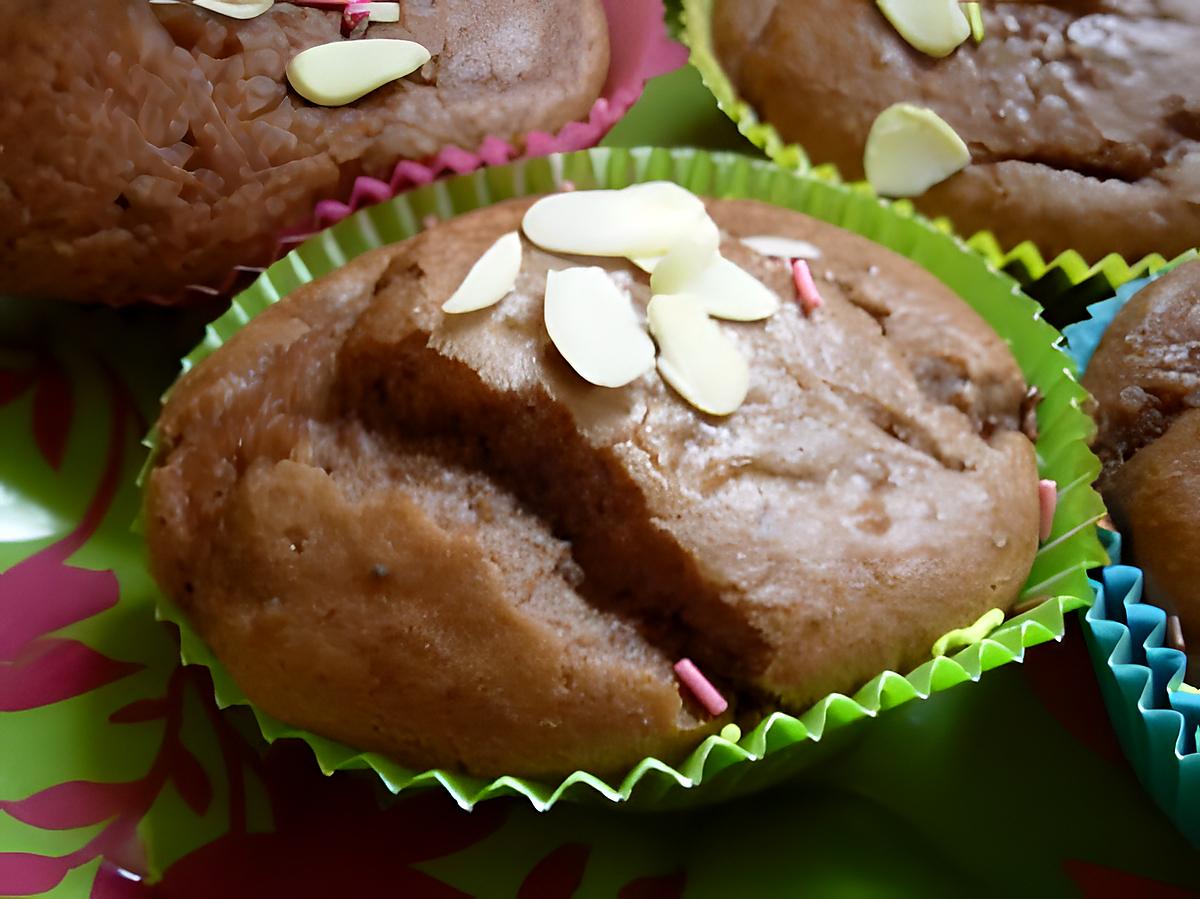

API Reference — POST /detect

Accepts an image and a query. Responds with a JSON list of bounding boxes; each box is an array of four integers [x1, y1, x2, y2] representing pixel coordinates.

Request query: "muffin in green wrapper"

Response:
[[142, 147, 1105, 810], [682, 0, 1200, 293]]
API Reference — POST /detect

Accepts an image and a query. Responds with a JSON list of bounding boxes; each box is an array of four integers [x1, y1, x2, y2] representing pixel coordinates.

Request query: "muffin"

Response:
[[711, 0, 1200, 263], [1083, 260, 1200, 672], [144, 184, 1042, 778], [0, 0, 609, 304]]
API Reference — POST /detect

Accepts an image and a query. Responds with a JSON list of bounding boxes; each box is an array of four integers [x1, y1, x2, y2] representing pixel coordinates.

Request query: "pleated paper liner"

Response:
[[679, 0, 1198, 329], [1063, 265, 1200, 845], [145, 147, 1107, 811]]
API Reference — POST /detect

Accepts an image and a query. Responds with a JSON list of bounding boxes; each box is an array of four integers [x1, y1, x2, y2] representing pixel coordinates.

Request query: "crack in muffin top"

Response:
[[144, 195, 1042, 775]]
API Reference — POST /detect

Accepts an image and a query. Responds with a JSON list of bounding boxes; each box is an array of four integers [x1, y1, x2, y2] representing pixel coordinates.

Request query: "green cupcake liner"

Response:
[[680, 0, 1197, 306], [145, 147, 1107, 811]]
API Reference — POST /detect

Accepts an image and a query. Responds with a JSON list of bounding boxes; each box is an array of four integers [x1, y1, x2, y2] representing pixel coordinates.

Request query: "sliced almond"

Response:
[[544, 267, 656, 388], [647, 294, 750, 416], [193, 0, 274, 18], [876, 0, 970, 58], [963, 2, 985, 42], [740, 235, 823, 261], [649, 219, 779, 323], [363, 2, 401, 22], [522, 182, 709, 259], [864, 103, 971, 198], [442, 232, 522, 314], [678, 256, 780, 322], [286, 39, 430, 107], [648, 216, 720, 295]]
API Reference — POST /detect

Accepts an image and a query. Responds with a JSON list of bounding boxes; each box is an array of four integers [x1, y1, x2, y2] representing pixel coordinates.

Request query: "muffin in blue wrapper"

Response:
[[1064, 260, 1200, 845]]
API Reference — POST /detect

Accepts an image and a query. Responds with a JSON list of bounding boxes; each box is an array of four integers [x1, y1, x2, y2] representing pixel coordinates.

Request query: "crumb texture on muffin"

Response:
[[0, 0, 609, 302], [713, 0, 1200, 261], [145, 197, 1040, 777]]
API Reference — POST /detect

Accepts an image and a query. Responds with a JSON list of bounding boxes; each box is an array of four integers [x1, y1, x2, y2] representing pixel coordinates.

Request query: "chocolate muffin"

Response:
[[0, 0, 609, 304], [1083, 260, 1200, 669], [712, 0, 1200, 262], [145, 191, 1041, 778]]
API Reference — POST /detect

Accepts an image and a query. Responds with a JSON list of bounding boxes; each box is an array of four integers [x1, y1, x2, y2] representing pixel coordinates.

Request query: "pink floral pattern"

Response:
[[0, 343, 693, 898]]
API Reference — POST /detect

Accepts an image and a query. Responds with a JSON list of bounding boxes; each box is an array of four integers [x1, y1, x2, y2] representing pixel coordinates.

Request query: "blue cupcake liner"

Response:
[[1064, 261, 1200, 845]]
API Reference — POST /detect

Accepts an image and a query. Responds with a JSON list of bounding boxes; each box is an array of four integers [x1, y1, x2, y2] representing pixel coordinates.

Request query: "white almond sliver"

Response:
[[864, 103, 971, 198], [649, 219, 779, 322], [522, 182, 710, 259], [442, 232, 522, 314], [364, 2, 401, 22], [876, 0, 970, 58], [193, 0, 274, 18], [666, 256, 780, 322], [648, 216, 721, 296], [286, 39, 430, 107], [740, 235, 823, 261], [544, 267, 656, 388], [647, 293, 750, 416]]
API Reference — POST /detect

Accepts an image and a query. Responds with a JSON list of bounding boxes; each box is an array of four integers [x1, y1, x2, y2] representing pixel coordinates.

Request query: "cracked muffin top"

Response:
[[713, 0, 1200, 262], [144, 192, 1041, 778], [0, 0, 608, 303]]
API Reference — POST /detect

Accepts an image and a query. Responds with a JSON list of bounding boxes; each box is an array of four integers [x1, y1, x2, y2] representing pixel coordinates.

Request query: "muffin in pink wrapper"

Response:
[[0, 0, 684, 305]]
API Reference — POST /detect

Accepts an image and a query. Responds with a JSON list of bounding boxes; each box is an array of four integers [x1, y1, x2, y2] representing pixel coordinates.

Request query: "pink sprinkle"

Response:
[[421, 214, 439, 230], [673, 658, 728, 717], [559, 180, 576, 192], [791, 259, 824, 315], [1038, 479, 1057, 542]]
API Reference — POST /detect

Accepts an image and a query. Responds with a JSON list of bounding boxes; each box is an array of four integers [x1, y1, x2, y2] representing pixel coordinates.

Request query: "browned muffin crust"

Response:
[[713, 0, 1200, 263], [0, 0, 609, 303], [1082, 260, 1200, 663], [146, 197, 1040, 777], [1086, 260, 1200, 484]]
